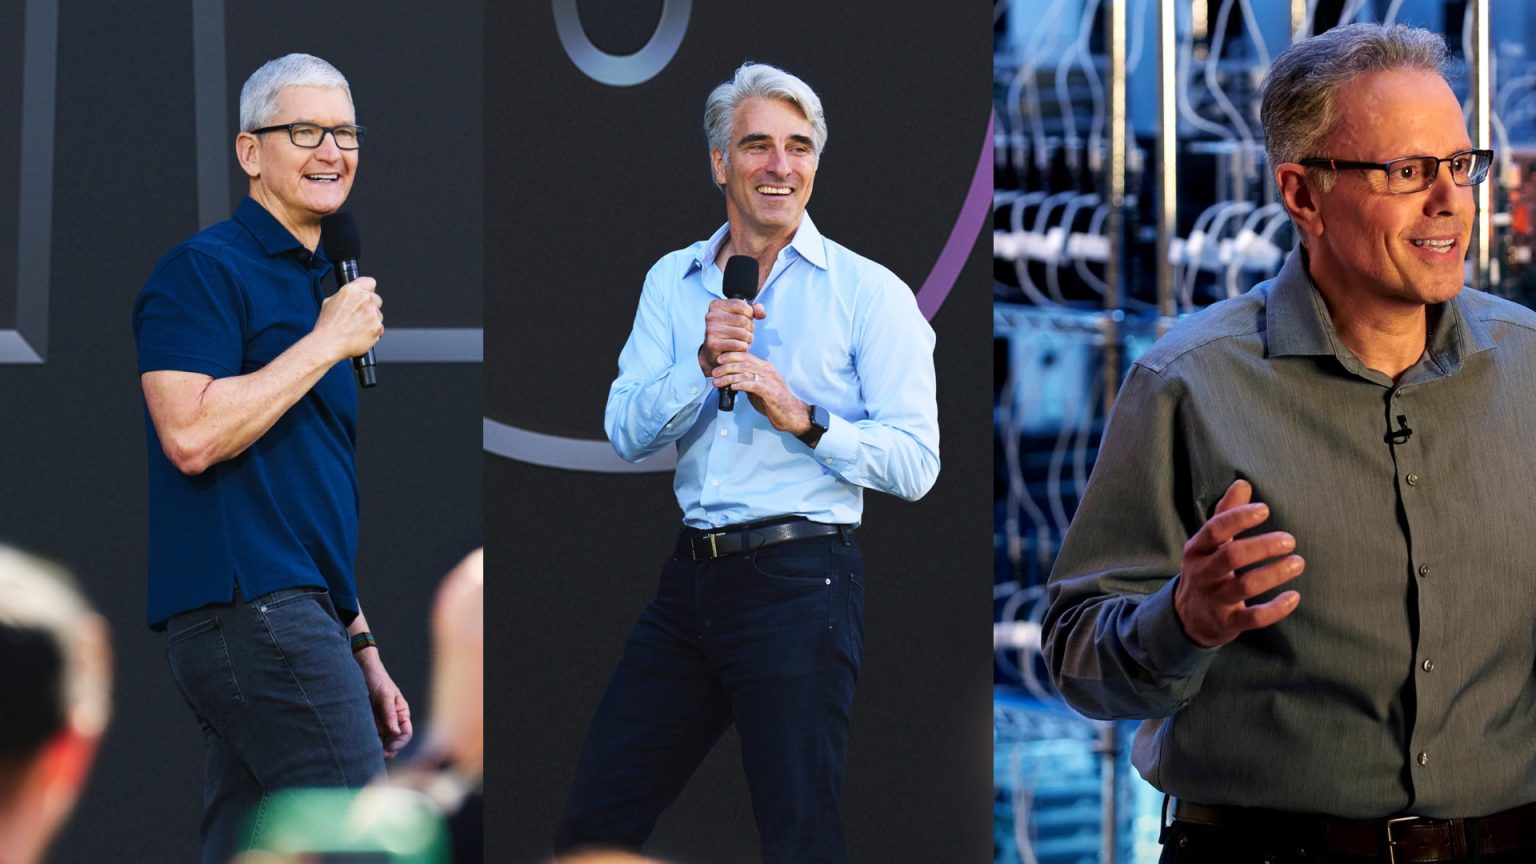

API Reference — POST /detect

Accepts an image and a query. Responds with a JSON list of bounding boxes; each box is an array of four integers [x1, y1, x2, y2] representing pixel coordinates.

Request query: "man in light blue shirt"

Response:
[[556, 63, 939, 864]]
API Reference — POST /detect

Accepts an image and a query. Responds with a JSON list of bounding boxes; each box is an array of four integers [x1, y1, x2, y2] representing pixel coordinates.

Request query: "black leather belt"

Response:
[[1170, 799, 1536, 863], [678, 516, 850, 561]]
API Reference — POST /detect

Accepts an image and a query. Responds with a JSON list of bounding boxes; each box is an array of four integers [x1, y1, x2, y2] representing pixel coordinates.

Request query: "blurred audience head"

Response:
[[0, 546, 111, 864]]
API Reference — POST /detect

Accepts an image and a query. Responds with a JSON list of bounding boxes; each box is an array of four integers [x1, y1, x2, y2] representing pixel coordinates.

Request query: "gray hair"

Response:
[[1261, 23, 1449, 194], [239, 53, 353, 132], [0, 547, 109, 784], [704, 62, 827, 179]]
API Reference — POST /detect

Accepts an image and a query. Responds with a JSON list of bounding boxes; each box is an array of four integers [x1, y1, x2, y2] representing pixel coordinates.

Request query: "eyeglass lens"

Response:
[[1387, 152, 1490, 192], [289, 124, 361, 149]]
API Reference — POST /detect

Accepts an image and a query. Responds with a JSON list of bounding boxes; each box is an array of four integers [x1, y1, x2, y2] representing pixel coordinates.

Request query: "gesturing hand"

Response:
[[710, 352, 810, 436], [1174, 479, 1303, 648]]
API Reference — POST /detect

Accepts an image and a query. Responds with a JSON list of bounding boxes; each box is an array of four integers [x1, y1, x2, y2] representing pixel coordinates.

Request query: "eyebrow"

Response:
[[735, 133, 815, 149]]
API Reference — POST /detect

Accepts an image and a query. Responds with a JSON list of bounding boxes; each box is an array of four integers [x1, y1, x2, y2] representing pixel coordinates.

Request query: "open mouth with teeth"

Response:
[[756, 185, 793, 196], [1408, 238, 1457, 255], [305, 173, 340, 183]]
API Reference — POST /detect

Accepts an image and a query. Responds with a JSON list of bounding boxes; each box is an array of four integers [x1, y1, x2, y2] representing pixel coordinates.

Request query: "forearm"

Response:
[[147, 332, 344, 474], [1042, 573, 1216, 720], [811, 413, 940, 501], [605, 356, 710, 461]]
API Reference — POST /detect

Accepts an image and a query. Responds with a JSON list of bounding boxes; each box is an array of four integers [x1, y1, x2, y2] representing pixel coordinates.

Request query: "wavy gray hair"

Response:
[[704, 62, 827, 182], [239, 53, 353, 132], [1260, 23, 1449, 194]]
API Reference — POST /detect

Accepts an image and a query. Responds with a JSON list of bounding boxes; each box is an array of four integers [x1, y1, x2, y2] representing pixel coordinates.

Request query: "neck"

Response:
[[248, 189, 320, 251], [717, 216, 800, 280], [1309, 266, 1432, 382]]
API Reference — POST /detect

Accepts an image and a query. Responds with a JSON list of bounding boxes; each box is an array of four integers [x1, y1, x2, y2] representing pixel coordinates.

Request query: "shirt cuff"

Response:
[[810, 410, 857, 467], [1134, 575, 1219, 679]]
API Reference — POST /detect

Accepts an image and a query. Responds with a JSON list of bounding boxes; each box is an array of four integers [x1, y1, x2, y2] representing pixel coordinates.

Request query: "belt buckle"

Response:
[[1384, 815, 1423, 864], [707, 532, 719, 559]]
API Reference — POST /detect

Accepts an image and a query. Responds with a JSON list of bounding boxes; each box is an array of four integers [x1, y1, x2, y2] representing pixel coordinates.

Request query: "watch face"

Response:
[[812, 405, 829, 432]]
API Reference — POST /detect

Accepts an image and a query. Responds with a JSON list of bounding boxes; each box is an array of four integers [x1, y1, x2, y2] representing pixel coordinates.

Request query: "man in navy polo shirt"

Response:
[[132, 53, 410, 864]]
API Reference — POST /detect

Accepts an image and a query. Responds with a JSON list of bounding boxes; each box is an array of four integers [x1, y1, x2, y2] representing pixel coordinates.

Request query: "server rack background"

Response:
[[993, 1, 1536, 861]]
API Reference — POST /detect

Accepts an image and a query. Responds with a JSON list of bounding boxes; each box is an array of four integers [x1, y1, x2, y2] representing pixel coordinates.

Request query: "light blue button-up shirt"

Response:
[[605, 214, 940, 528]]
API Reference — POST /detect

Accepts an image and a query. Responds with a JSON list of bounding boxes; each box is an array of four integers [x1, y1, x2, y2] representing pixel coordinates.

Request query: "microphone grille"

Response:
[[320, 211, 362, 261], [722, 255, 757, 301]]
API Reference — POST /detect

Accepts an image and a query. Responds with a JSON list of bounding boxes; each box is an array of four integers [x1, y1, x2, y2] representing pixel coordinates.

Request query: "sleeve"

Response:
[[133, 248, 246, 377], [1040, 362, 1220, 720], [603, 263, 712, 462], [812, 274, 941, 501]]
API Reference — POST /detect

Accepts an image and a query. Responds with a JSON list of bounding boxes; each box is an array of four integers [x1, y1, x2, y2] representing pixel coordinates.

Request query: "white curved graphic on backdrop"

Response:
[[552, 0, 692, 87]]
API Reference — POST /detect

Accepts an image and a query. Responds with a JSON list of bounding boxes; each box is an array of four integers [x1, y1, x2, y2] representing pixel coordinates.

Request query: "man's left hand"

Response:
[[712, 352, 810, 436], [356, 651, 413, 759]]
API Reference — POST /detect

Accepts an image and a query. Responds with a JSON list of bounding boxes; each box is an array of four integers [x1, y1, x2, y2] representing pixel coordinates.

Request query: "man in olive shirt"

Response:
[[1045, 24, 1536, 864]]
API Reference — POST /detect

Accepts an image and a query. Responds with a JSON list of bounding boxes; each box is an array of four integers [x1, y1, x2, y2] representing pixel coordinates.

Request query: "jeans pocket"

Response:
[[748, 541, 834, 628], [166, 617, 245, 730]]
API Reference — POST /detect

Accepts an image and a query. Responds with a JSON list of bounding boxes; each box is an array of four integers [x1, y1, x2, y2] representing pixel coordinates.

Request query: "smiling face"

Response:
[[236, 85, 357, 247], [710, 96, 817, 250], [1301, 68, 1474, 313]]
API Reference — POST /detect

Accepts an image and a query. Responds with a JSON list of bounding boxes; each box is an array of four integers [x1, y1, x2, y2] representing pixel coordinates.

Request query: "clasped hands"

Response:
[[1174, 479, 1304, 648], [698, 298, 811, 437]]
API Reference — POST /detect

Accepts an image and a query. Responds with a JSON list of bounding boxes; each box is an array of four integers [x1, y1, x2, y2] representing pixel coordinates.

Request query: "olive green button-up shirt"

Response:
[[1044, 250, 1536, 818]]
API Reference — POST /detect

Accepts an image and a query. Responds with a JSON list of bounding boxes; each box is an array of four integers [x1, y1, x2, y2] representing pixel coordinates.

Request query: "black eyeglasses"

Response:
[[1298, 148, 1493, 194], [249, 122, 366, 150]]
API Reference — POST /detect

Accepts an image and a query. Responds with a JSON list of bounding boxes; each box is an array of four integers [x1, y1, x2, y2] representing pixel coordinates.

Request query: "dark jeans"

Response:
[[165, 587, 385, 864], [1161, 820, 1534, 864], [557, 533, 865, 864]]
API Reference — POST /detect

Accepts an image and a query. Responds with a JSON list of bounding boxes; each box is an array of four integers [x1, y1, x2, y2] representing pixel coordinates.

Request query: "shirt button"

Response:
[[719, 428, 728, 436], [1406, 473, 1420, 486], [690, 386, 699, 395], [710, 478, 719, 487], [824, 457, 833, 464], [1422, 658, 1435, 672], [1418, 752, 1429, 766], [1417, 563, 1430, 578]]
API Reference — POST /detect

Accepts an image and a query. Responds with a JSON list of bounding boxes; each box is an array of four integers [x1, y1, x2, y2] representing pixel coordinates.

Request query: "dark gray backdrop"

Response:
[[491, 3, 994, 862], [0, 2, 481, 860]]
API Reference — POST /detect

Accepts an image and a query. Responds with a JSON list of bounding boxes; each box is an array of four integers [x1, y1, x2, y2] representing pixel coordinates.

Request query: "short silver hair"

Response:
[[1260, 23, 1449, 194], [704, 62, 827, 178], [239, 53, 353, 132]]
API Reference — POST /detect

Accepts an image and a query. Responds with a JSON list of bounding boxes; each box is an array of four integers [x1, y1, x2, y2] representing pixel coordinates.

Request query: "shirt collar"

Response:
[[1265, 246, 1495, 376], [689, 211, 830, 277], [233, 196, 327, 266]]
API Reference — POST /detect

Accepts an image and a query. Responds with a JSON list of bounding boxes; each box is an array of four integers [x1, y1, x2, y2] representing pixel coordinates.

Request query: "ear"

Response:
[[710, 148, 727, 186], [1276, 162, 1324, 240], [235, 132, 262, 180]]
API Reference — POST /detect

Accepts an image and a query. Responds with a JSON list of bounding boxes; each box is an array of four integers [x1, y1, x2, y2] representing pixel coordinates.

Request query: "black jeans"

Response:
[[557, 533, 864, 864], [165, 587, 385, 864]]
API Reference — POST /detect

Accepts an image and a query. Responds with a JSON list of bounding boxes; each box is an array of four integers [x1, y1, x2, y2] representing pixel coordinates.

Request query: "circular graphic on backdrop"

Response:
[[552, 0, 692, 87]]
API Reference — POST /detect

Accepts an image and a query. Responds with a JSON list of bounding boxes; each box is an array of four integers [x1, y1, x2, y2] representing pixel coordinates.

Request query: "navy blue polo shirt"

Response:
[[133, 197, 360, 630]]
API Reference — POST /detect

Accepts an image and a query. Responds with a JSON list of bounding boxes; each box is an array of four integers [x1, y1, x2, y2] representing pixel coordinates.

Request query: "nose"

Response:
[[314, 130, 344, 159], [765, 145, 791, 177], [1422, 160, 1464, 217]]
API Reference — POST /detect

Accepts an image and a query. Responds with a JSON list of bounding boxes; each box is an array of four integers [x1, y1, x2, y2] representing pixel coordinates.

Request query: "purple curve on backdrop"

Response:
[[487, 117, 993, 470], [915, 113, 992, 321]]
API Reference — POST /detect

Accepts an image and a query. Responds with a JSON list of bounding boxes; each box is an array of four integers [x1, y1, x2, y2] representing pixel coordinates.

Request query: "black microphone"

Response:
[[718, 255, 759, 412], [1386, 413, 1412, 445], [319, 212, 377, 389]]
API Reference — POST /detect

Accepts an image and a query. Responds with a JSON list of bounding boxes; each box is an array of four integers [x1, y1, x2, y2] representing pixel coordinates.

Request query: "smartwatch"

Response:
[[797, 404, 829, 449]]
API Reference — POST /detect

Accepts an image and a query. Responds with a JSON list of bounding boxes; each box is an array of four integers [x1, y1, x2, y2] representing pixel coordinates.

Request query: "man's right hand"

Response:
[[698, 298, 767, 375], [1174, 479, 1303, 648], [314, 275, 383, 362]]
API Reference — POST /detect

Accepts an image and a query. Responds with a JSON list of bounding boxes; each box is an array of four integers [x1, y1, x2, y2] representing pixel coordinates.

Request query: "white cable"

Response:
[[1178, 201, 1228, 311], [1032, 191, 1080, 303], [1008, 194, 1057, 306], [1296, 0, 1318, 39], [1073, 202, 1111, 295], [1178, 15, 1238, 142], [1204, 0, 1258, 181], [1023, 0, 1074, 170], [1383, 0, 1407, 26], [1223, 201, 1284, 296], [1126, 0, 1150, 74], [1074, 0, 1108, 171], [1338, 0, 1370, 25]]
